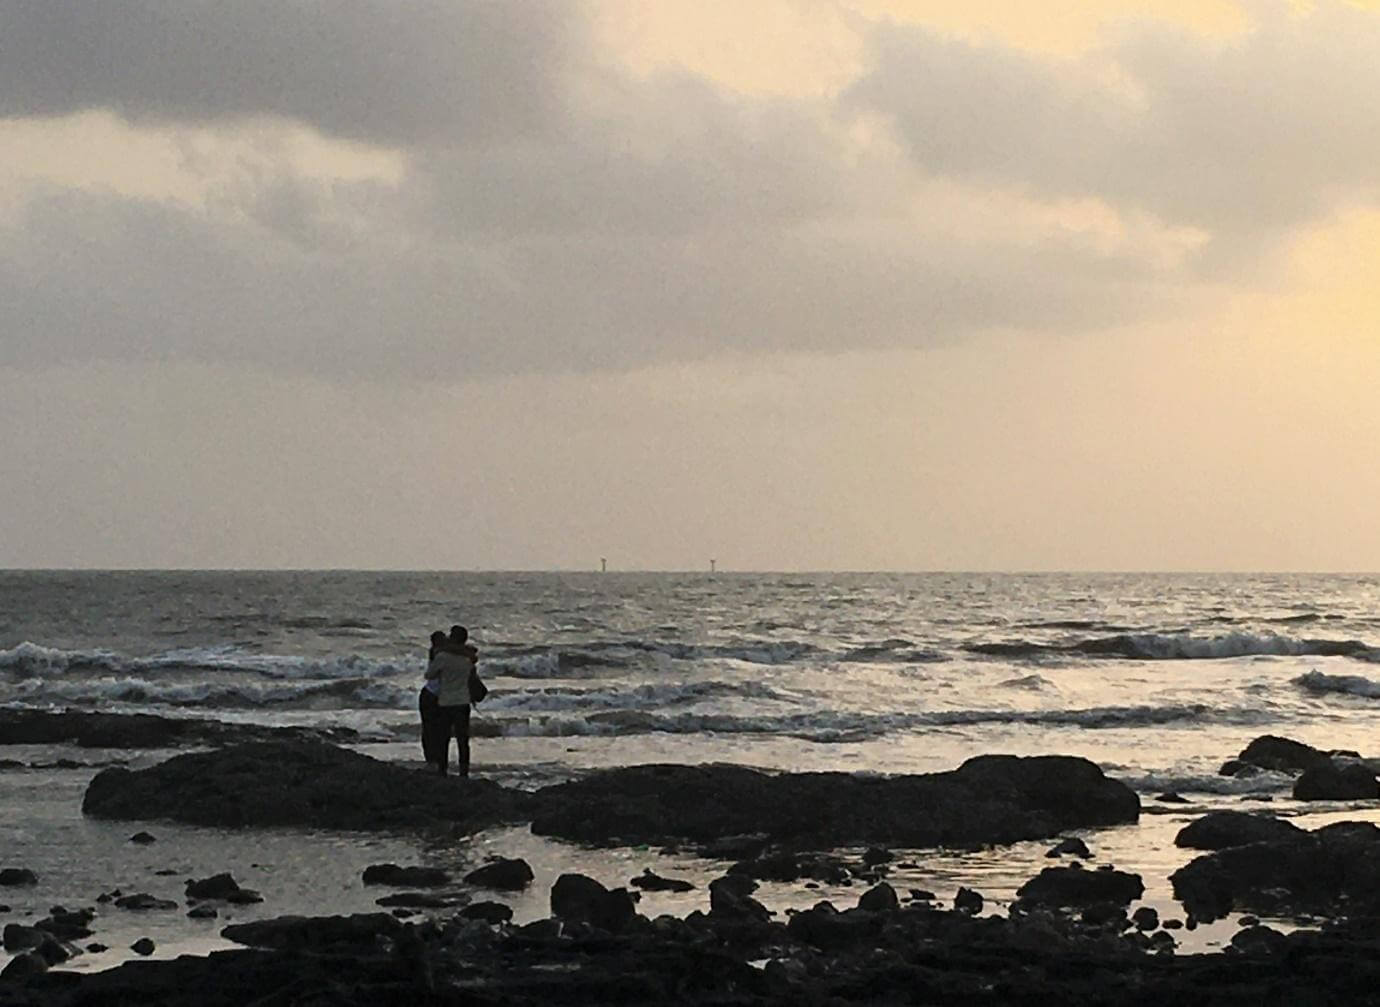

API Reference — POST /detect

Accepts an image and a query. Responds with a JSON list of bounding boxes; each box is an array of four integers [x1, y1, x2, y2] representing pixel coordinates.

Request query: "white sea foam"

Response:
[[969, 631, 1379, 662], [0, 641, 411, 681]]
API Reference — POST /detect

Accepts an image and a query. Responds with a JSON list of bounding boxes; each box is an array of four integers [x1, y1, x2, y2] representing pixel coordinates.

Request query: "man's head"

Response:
[[449, 625, 468, 645]]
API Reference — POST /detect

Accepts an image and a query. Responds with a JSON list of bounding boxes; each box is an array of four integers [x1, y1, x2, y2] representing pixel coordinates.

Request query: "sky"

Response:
[[2, 0, 1379, 571]]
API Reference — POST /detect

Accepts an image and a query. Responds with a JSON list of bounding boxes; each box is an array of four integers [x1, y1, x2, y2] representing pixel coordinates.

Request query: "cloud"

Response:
[[0, 0, 574, 146]]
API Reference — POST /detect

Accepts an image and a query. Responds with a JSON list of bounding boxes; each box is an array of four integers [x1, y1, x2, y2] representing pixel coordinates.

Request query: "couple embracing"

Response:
[[420, 624, 489, 777]]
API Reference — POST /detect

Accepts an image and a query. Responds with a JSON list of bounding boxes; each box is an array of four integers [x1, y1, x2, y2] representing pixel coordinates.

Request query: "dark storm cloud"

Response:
[[0, 0, 572, 145]]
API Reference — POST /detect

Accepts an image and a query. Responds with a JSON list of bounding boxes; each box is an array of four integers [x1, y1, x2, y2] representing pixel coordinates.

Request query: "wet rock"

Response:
[[629, 869, 695, 893], [954, 887, 984, 914], [1162, 918, 1184, 930], [1175, 811, 1306, 850], [861, 846, 893, 866], [709, 876, 771, 923], [1236, 736, 1331, 774], [550, 874, 639, 933], [1293, 763, 1380, 800], [463, 857, 534, 891], [129, 831, 156, 845], [1080, 903, 1127, 930], [114, 893, 178, 911], [1016, 866, 1144, 908], [83, 741, 533, 833], [85, 942, 108, 953], [729, 849, 852, 885], [1131, 906, 1159, 931], [36, 908, 95, 941], [1046, 837, 1092, 859], [4, 923, 44, 951], [1231, 924, 1288, 955], [187, 905, 218, 919], [786, 901, 884, 950], [375, 891, 469, 909], [186, 873, 250, 900], [1156, 792, 1189, 803], [460, 901, 513, 924], [362, 864, 450, 887], [1238, 915, 1259, 927], [131, 937, 155, 956], [222, 913, 403, 951], [0, 867, 38, 886], [1218, 760, 1259, 778], [908, 889, 936, 902], [1, 950, 48, 981], [856, 882, 899, 913], [531, 755, 1139, 848]]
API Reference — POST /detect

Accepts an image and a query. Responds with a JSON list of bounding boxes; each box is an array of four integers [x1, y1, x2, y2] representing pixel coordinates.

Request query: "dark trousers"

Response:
[[435, 704, 470, 777], [418, 687, 440, 765]]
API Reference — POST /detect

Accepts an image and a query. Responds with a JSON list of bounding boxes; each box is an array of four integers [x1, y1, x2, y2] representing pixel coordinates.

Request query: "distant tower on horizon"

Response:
[[600, 558, 607, 573], [710, 559, 716, 573]]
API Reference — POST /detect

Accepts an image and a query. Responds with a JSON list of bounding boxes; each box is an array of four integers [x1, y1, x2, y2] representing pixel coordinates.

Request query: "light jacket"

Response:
[[428, 650, 475, 708]]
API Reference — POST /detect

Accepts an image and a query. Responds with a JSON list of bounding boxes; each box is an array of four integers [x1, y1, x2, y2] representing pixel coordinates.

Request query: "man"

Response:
[[426, 625, 479, 777]]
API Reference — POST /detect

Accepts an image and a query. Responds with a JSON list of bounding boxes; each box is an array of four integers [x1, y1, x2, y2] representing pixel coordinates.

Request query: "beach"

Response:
[[5, 571, 1380, 1000]]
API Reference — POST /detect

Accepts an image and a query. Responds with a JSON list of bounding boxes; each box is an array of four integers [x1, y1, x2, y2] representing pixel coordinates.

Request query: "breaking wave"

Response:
[[1294, 669, 1380, 699], [967, 632, 1380, 663], [0, 642, 411, 681]]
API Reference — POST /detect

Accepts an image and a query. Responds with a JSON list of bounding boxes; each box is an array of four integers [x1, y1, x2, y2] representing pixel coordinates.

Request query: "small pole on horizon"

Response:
[[710, 559, 716, 574], [600, 558, 607, 573]]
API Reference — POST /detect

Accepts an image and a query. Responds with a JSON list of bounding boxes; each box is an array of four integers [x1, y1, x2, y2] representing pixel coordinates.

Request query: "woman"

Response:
[[426, 625, 479, 777], [418, 630, 447, 767]]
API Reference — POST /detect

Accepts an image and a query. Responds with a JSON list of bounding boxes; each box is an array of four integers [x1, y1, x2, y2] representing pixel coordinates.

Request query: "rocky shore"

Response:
[[5, 731, 1380, 1004], [0, 709, 360, 749]]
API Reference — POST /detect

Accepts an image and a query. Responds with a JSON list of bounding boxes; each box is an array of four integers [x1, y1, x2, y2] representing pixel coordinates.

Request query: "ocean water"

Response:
[[5, 570, 1380, 966]]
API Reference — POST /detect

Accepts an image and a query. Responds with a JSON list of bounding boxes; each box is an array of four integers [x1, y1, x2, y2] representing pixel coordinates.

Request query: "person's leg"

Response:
[[419, 688, 439, 765], [436, 705, 454, 776], [457, 705, 471, 778]]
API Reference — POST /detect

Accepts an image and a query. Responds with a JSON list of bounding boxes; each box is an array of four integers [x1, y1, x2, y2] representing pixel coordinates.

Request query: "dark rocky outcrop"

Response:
[[630, 869, 695, 893], [0, 708, 358, 749], [1171, 820, 1380, 922], [1229, 736, 1331, 774], [857, 882, 899, 913], [1293, 762, 1380, 800], [460, 901, 514, 924], [1174, 811, 1306, 850], [1046, 837, 1092, 859], [362, 864, 449, 888], [130, 938, 155, 956], [550, 873, 640, 933], [532, 755, 1138, 848], [1015, 866, 1144, 908], [186, 873, 260, 902], [463, 857, 533, 890], [114, 893, 178, 911], [82, 742, 534, 832], [0, 868, 38, 887], [728, 850, 852, 885], [222, 913, 403, 951]]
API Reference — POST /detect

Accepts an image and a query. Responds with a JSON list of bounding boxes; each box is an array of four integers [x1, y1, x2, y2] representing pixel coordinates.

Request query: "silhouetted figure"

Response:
[[418, 630, 446, 767], [427, 625, 479, 776]]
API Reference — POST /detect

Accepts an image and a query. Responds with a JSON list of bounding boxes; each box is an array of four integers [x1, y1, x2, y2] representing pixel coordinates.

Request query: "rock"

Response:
[[1236, 736, 1331, 774], [861, 846, 893, 866], [114, 893, 178, 911], [1080, 903, 1127, 929], [130, 831, 156, 844], [1218, 760, 1259, 778], [362, 864, 450, 887], [185, 873, 245, 900], [908, 889, 936, 902], [131, 937, 156, 956], [1016, 867, 1144, 908], [0, 867, 38, 886], [187, 905, 218, 919], [629, 869, 695, 893], [786, 901, 884, 950], [1294, 763, 1380, 800], [460, 901, 513, 924], [3, 923, 44, 951], [1171, 822, 1380, 921], [729, 850, 851, 885], [222, 913, 403, 951], [86, 942, 108, 952], [1046, 837, 1092, 859], [1175, 811, 1306, 850], [709, 876, 771, 923], [1231, 924, 1288, 955], [531, 755, 1139, 848], [374, 891, 469, 909], [1156, 792, 1190, 803], [1162, 918, 1183, 930], [1131, 906, 1159, 931], [36, 908, 95, 941], [856, 882, 899, 913], [550, 874, 639, 933], [954, 887, 984, 914], [463, 857, 533, 891], [0, 950, 48, 981], [83, 741, 533, 833], [226, 888, 263, 904], [1239, 915, 1259, 926]]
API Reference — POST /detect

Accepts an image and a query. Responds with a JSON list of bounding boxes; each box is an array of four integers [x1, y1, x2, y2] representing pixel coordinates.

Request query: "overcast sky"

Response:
[[2, 0, 1378, 570]]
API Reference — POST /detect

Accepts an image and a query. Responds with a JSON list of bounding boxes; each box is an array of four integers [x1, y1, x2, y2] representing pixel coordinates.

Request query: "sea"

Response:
[[4, 570, 1380, 966]]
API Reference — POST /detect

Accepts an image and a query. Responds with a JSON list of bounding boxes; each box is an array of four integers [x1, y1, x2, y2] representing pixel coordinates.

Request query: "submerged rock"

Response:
[[83, 742, 534, 833], [1174, 811, 1305, 850], [531, 755, 1139, 849], [463, 857, 534, 891], [1293, 763, 1380, 800], [362, 864, 450, 888], [630, 869, 695, 893]]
